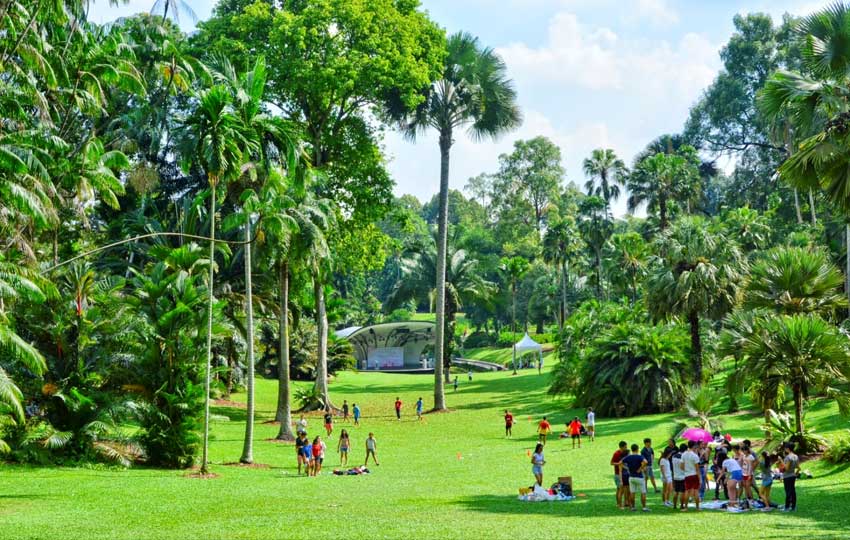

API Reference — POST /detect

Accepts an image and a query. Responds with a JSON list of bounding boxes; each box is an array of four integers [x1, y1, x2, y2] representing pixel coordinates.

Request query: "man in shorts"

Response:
[[586, 408, 595, 442], [672, 443, 686, 509], [323, 409, 333, 436], [610, 441, 629, 509], [537, 416, 552, 444], [568, 417, 583, 449], [621, 443, 650, 512], [681, 440, 701, 512], [641, 438, 659, 493]]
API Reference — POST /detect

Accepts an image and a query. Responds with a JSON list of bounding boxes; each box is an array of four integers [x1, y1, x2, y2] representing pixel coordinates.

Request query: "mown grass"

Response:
[[2, 366, 849, 540]]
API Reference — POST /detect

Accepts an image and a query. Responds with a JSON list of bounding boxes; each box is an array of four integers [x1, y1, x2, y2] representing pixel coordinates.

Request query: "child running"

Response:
[[338, 429, 350, 467], [365, 433, 379, 466]]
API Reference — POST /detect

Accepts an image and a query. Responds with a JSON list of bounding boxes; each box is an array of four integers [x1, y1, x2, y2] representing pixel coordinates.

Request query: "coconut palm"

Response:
[[583, 148, 627, 216], [746, 246, 847, 317], [390, 32, 520, 410], [577, 196, 613, 300], [743, 313, 850, 451], [542, 217, 582, 330], [178, 84, 251, 474], [646, 216, 745, 385], [387, 235, 495, 379]]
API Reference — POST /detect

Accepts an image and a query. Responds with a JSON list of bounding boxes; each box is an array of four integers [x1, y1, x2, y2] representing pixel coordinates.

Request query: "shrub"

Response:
[[385, 308, 413, 322], [759, 409, 827, 454], [824, 431, 850, 463], [464, 331, 495, 349]]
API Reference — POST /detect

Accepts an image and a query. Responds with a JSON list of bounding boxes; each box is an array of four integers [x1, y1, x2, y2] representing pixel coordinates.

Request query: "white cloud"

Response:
[[635, 0, 680, 26]]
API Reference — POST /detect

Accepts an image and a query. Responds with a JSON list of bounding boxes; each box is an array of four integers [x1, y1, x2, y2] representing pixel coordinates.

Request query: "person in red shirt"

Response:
[[611, 440, 629, 509], [568, 417, 583, 449], [504, 410, 514, 437], [537, 416, 552, 444], [394, 397, 402, 420]]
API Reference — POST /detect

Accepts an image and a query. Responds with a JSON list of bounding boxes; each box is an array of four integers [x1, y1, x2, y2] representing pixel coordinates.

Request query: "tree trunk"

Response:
[[808, 189, 816, 225], [793, 189, 803, 224], [659, 196, 668, 231], [432, 130, 451, 410], [275, 261, 295, 440], [240, 222, 255, 464], [845, 224, 850, 318], [793, 384, 805, 449], [201, 178, 217, 474], [561, 261, 568, 327], [313, 278, 330, 409], [444, 308, 456, 383], [595, 250, 603, 300], [511, 284, 518, 375], [125, 195, 147, 279], [688, 310, 702, 386]]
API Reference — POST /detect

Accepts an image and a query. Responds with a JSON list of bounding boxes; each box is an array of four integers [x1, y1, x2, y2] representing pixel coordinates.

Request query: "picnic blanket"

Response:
[[518, 485, 575, 502]]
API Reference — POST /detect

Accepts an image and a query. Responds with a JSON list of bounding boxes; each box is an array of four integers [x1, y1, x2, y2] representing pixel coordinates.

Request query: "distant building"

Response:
[[335, 321, 435, 371]]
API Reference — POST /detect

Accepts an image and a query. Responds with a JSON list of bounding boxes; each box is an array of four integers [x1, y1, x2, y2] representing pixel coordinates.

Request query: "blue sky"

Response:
[[92, 0, 832, 214]]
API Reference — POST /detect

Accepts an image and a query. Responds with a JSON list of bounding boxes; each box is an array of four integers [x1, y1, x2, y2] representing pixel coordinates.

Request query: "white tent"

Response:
[[512, 333, 543, 370]]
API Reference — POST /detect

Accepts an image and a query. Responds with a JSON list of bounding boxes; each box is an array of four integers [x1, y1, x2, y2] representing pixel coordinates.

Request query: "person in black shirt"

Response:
[[323, 410, 333, 437], [295, 433, 308, 475], [342, 400, 350, 422]]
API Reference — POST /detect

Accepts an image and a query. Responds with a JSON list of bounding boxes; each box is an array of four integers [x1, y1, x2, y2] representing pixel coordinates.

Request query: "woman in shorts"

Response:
[[759, 451, 774, 511], [531, 443, 545, 487], [659, 447, 674, 507], [311, 436, 326, 476], [721, 451, 744, 511], [338, 429, 350, 467]]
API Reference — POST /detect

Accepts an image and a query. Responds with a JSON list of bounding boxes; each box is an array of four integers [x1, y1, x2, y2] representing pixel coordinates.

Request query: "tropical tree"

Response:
[[577, 197, 613, 300], [628, 148, 699, 231], [746, 246, 847, 317], [583, 148, 627, 216], [499, 256, 530, 374], [391, 32, 520, 409], [743, 314, 850, 451], [542, 217, 583, 330], [603, 232, 649, 304], [387, 235, 495, 379], [646, 217, 745, 384], [178, 84, 251, 474]]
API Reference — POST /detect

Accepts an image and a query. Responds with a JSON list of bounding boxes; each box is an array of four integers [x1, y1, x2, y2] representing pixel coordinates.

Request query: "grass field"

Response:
[[2, 366, 849, 540]]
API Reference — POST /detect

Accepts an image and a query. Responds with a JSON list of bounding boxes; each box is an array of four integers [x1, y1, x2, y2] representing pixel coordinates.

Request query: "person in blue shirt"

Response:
[[621, 444, 650, 512], [352, 403, 361, 426], [415, 397, 424, 420], [641, 438, 659, 493]]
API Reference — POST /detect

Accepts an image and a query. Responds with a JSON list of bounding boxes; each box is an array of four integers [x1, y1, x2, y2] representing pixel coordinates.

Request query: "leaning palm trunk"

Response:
[[313, 278, 331, 409], [808, 189, 817, 225], [432, 132, 450, 410], [793, 189, 803, 224], [201, 178, 217, 474], [275, 261, 295, 440], [240, 222, 255, 464]]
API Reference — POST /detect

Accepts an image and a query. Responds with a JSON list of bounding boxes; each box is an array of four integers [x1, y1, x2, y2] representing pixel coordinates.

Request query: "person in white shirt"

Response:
[[659, 447, 674, 507], [586, 408, 596, 442], [671, 444, 686, 510], [680, 441, 701, 512], [722, 450, 744, 511]]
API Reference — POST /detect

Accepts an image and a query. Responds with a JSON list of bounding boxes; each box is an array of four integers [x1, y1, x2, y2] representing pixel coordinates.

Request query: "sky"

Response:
[[91, 0, 834, 215]]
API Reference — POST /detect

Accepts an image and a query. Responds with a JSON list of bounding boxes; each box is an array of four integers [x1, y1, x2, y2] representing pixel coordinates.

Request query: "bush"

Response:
[[824, 431, 850, 463], [759, 409, 827, 454], [464, 331, 495, 348], [385, 308, 413, 322]]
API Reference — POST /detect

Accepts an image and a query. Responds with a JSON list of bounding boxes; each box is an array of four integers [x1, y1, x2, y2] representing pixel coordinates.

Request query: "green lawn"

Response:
[[2, 367, 849, 540]]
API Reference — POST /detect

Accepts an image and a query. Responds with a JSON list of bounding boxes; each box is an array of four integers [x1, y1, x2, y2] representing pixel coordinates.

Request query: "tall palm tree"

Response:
[[646, 216, 745, 385], [577, 197, 613, 300], [603, 232, 648, 304], [499, 256, 530, 374], [390, 32, 520, 410], [743, 313, 850, 451], [627, 150, 698, 231], [387, 235, 494, 379], [746, 246, 847, 317], [542, 218, 582, 330], [583, 148, 627, 216], [151, 0, 197, 24], [178, 84, 250, 474]]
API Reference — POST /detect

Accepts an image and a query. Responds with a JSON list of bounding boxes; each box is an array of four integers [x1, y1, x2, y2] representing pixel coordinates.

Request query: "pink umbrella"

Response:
[[681, 427, 713, 443]]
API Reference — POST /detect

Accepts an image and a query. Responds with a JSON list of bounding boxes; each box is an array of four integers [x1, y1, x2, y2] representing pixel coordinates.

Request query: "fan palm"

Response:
[[743, 313, 850, 451], [390, 31, 520, 409], [603, 232, 649, 305], [583, 148, 627, 216], [646, 216, 745, 384], [746, 246, 847, 317], [178, 84, 251, 473], [627, 149, 699, 231]]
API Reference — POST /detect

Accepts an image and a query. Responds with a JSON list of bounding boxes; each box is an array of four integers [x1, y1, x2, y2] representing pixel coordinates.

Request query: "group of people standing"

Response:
[[612, 434, 802, 513], [292, 400, 377, 476]]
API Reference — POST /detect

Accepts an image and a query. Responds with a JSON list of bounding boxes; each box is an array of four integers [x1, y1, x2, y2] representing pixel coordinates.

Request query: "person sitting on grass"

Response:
[[537, 416, 552, 444], [568, 417, 582, 449], [504, 410, 514, 437], [611, 440, 629, 509], [365, 433, 379, 466], [641, 438, 658, 493], [621, 443, 650, 512], [531, 443, 545, 487], [659, 446, 674, 507], [338, 429, 350, 467]]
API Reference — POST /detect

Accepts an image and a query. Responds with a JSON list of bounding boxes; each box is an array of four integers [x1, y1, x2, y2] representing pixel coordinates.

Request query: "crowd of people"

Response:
[[292, 399, 378, 476], [611, 434, 802, 513]]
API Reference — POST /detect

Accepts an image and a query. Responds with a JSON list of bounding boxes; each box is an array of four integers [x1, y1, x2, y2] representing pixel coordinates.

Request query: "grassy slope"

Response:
[[2, 367, 849, 540]]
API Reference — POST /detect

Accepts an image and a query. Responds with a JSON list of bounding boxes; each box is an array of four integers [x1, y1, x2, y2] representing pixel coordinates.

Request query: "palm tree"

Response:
[[499, 256, 530, 374], [603, 232, 648, 304], [542, 218, 582, 330], [387, 235, 494, 379], [577, 197, 613, 300], [390, 32, 520, 410], [583, 148, 627, 216], [627, 149, 699, 231], [646, 216, 745, 385], [178, 84, 250, 474], [743, 314, 850, 451], [151, 0, 197, 24], [746, 246, 847, 317]]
